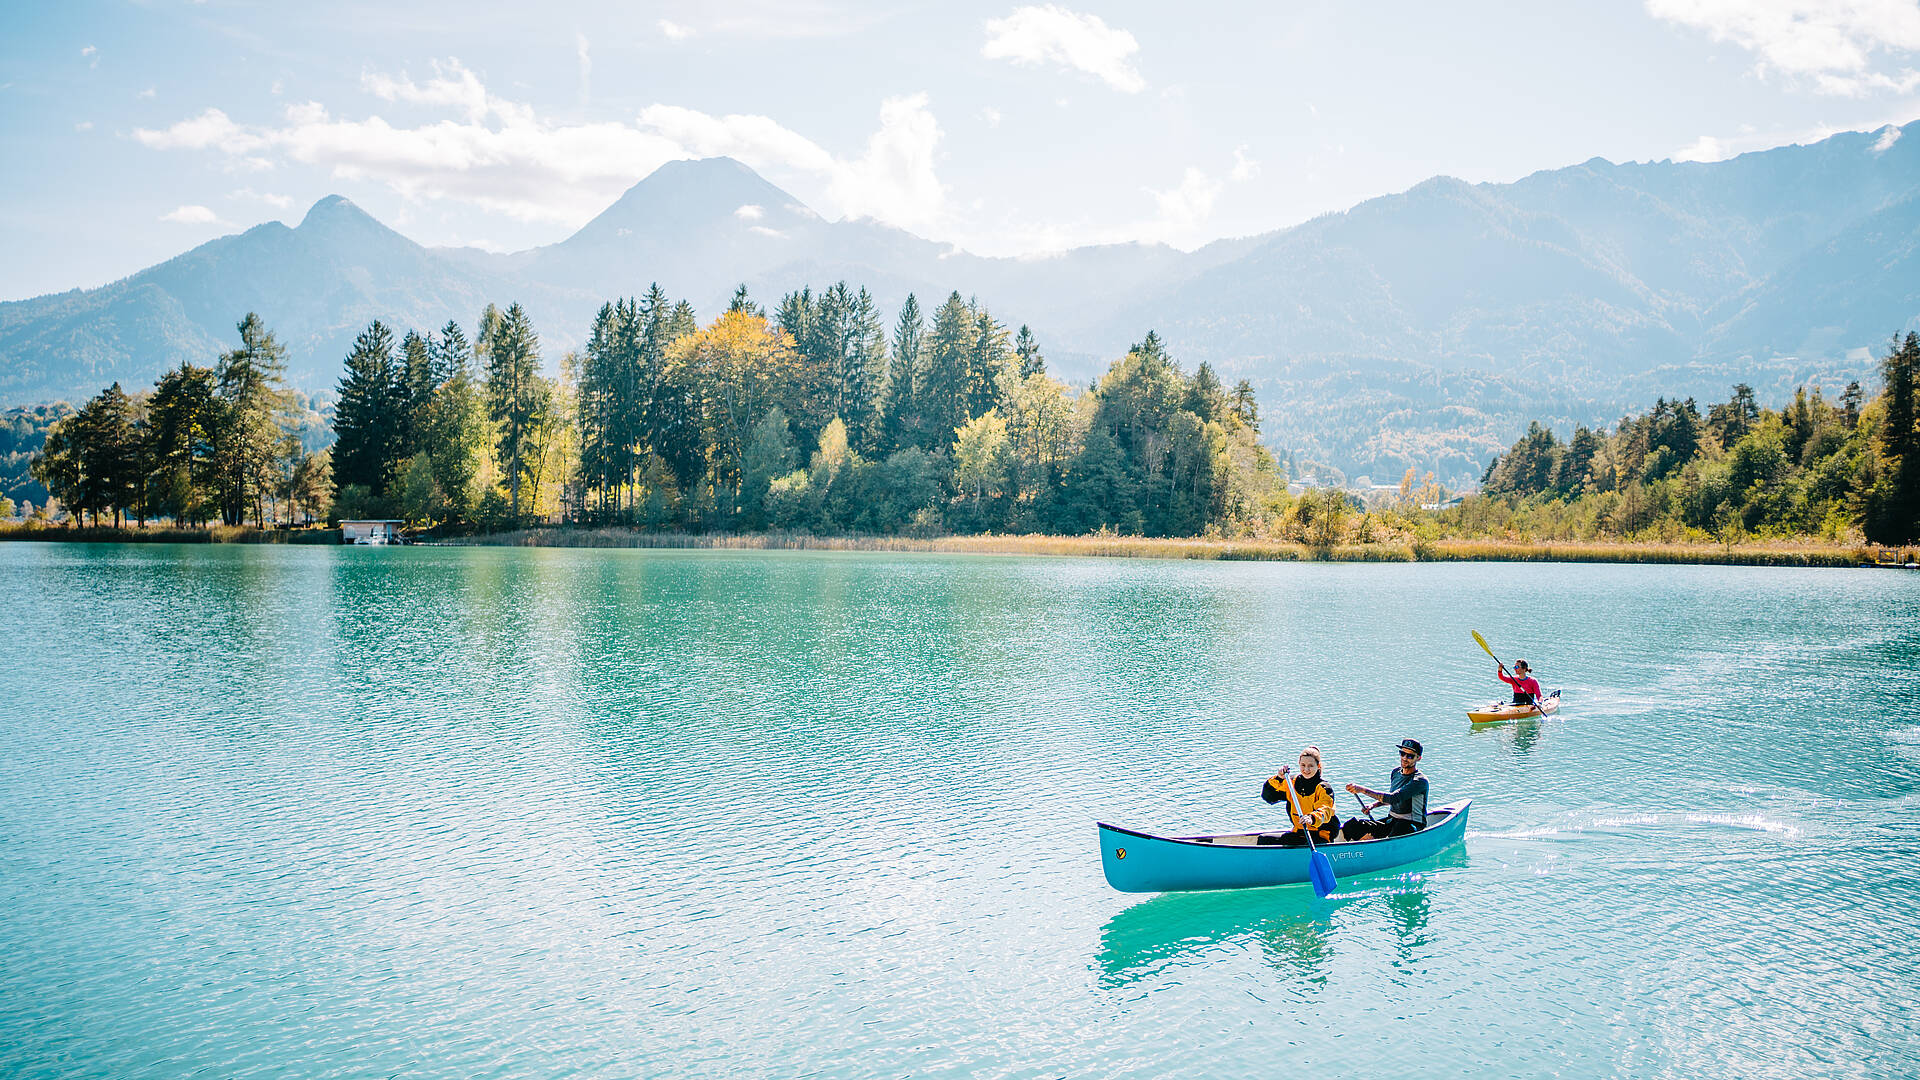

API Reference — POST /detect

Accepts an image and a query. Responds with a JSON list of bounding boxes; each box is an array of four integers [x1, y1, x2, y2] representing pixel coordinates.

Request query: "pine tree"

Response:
[[332, 320, 403, 502], [918, 292, 976, 451], [399, 328, 436, 458], [1864, 331, 1920, 543], [1014, 324, 1045, 379], [487, 303, 543, 521], [881, 293, 923, 453], [965, 307, 1011, 420], [213, 313, 294, 526]]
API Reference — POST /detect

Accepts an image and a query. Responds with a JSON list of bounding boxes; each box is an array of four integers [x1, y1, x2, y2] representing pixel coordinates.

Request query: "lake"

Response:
[[2, 543, 1917, 1078]]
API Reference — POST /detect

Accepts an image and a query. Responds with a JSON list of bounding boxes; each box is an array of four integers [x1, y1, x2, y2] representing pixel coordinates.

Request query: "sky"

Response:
[[3, 0, 1920, 301]]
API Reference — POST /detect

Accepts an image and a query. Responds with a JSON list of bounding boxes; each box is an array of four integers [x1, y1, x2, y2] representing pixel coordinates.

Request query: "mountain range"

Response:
[[4, 122, 1917, 486]]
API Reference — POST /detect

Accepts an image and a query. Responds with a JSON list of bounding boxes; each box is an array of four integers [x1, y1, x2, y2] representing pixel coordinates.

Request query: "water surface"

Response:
[[2, 543, 1916, 1078]]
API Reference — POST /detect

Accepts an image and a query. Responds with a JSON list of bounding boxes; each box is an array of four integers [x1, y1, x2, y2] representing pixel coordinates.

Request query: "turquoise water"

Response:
[[2, 543, 1917, 1079]]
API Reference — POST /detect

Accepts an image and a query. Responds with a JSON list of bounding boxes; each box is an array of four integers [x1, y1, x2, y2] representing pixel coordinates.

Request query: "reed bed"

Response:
[[0, 523, 340, 544], [463, 528, 1882, 568]]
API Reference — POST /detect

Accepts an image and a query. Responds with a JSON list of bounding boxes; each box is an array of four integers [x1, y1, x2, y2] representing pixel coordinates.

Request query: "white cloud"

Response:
[[1230, 144, 1259, 182], [270, 79, 284, 95], [362, 58, 489, 121], [134, 108, 264, 152], [74, 121, 93, 132], [1875, 122, 1904, 149], [1673, 134, 1732, 162], [137, 87, 156, 100], [1147, 166, 1224, 239], [982, 5, 1145, 93], [982, 106, 1002, 128], [132, 61, 948, 232], [82, 44, 99, 69], [749, 225, 787, 238], [734, 203, 765, 220], [1647, 0, 1920, 95], [660, 19, 695, 41], [160, 204, 223, 225]]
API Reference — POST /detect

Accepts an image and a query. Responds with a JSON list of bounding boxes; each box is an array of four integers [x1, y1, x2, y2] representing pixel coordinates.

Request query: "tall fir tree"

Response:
[[1014, 324, 1045, 379], [487, 303, 543, 520], [918, 292, 976, 451], [332, 319, 404, 501], [880, 293, 923, 453], [213, 313, 293, 526]]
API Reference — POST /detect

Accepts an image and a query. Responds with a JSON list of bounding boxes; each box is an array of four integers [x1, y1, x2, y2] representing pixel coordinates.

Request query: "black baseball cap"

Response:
[[1397, 738, 1423, 757]]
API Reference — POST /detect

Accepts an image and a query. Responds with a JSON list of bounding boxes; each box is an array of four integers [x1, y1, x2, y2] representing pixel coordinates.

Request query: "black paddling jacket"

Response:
[[1261, 773, 1337, 831]]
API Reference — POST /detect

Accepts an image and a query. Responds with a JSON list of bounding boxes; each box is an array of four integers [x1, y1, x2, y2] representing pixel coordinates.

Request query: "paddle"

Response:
[[1277, 769, 1338, 898], [1473, 629, 1544, 719]]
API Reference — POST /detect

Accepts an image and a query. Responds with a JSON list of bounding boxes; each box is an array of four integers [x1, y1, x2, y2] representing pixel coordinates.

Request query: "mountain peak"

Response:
[[298, 194, 377, 230]]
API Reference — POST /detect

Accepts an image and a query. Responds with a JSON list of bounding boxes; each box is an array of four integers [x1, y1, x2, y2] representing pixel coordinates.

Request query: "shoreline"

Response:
[[465, 528, 1901, 568], [3, 521, 1912, 568]]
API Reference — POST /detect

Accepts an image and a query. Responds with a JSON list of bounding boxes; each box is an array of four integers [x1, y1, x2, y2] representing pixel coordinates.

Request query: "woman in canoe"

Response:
[[1497, 659, 1540, 706], [1343, 738, 1429, 840], [1259, 745, 1340, 847]]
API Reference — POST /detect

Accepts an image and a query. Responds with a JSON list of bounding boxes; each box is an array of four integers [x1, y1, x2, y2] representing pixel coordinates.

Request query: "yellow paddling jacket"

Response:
[[1261, 773, 1338, 831]]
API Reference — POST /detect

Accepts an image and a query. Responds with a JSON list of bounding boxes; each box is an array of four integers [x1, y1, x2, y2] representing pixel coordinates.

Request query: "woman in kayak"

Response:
[[1343, 738, 1429, 840], [1260, 745, 1339, 847], [1497, 659, 1540, 706]]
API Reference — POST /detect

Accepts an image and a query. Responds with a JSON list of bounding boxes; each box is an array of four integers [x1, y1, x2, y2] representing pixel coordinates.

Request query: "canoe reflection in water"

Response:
[[1094, 848, 1467, 988]]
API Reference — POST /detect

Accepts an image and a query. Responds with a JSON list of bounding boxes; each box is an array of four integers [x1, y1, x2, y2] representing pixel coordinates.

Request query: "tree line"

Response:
[[28, 285, 1283, 538], [1460, 332, 1920, 545], [30, 315, 332, 527]]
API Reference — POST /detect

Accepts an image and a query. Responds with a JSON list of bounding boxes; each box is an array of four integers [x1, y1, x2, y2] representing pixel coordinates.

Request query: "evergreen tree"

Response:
[[881, 293, 923, 452], [1014, 324, 1045, 379], [966, 307, 1011, 421], [918, 292, 976, 451], [840, 288, 888, 454], [212, 313, 294, 526], [332, 320, 404, 502], [727, 284, 761, 317], [1187, 362, 1227, 422], [487, 303, 543, 521], [399, 329, 436, 458], [1863, 331, 1920, 543]]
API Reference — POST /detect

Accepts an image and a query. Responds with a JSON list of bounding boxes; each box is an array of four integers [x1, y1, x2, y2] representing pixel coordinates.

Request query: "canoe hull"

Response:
[[1468, 689, 1560, 724], [1098, 799, 1471, 893]]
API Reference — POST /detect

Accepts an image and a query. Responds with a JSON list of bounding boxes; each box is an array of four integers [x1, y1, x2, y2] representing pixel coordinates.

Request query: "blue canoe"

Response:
[[1097, 799, 1471, 893]]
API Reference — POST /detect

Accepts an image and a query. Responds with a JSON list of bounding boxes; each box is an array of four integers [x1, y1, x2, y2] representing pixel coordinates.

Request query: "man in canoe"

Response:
[[1343, 738, 1429, 840], [1259, 745, 1339, 847], [1497, 659, 1541, 706]]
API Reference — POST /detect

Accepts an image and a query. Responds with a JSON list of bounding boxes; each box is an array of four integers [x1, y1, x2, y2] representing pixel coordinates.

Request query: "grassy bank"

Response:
[[0, 523, 341, 544], [7, 521, 1906, 567], [463, 527, 1900, 568]]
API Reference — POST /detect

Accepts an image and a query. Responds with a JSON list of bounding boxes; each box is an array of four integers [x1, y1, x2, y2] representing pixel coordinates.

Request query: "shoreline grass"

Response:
[[462, 527, 1900, 568], [5, 520, 1909, 568], [0, 523, 339, 544]]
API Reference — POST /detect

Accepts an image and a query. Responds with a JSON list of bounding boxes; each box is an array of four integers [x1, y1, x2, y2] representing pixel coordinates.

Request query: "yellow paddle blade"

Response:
[[1472, 629, 1498, 660]]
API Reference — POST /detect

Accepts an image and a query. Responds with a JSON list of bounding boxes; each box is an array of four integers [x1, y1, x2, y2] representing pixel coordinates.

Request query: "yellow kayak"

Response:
[[1468, 689, 1560, 724]]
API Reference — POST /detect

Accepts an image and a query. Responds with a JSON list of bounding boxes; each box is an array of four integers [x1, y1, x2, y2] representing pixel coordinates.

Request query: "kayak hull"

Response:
[[1097, 799, 1471, 893], [1468, 689, 1560, 724]]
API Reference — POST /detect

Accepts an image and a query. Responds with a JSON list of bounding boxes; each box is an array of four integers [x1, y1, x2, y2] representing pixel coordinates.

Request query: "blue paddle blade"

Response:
[[1309, 851, 1337, 897]]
